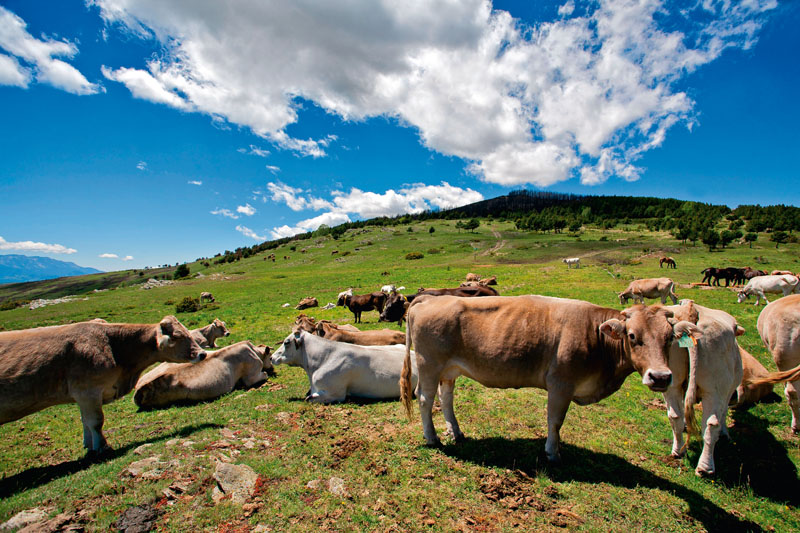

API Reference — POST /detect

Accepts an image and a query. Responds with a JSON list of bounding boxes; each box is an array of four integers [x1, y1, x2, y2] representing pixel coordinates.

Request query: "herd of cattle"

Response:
[[2, 261, 800, 480]]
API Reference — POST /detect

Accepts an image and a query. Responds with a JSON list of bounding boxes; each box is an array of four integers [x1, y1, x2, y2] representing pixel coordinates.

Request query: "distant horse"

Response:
[[659, 256, 677, 269]]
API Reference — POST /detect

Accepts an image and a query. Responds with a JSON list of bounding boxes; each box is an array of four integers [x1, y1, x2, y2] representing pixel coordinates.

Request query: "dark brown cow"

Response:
[[315, 321, 405, 345], [0, 316, 206, 452], [416, 286, 499, 298], [380, 293, 411, 325], [400, 296, 695, 462], [338, 291, 387, 323]]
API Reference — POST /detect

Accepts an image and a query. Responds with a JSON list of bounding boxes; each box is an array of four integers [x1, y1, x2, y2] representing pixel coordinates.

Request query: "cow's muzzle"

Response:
[[191, 352, 207, 363], [642, 369, 672, 392]]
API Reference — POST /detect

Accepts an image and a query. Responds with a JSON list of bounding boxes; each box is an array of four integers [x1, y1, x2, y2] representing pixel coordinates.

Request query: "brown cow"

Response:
[[134, 341, 271, 409], [191, 318, 230, 348], [479, 275, 498, 286], [338, 291, 387, 323], [293, 314, 359, 334], [200, 291, 215, 303], [400, 296, 693, 461], [465, 273, 481, 282], [771, 270, 794, 276], [296, 297, 319, 310], [659, 256, 677, 269], [731, 346, 781, 409], [417, 286, 498, 298], [0, 316, 206, 452], [315, 321, 405, 345], [618, 278, 678, 305], [380, 293, 411, 325]]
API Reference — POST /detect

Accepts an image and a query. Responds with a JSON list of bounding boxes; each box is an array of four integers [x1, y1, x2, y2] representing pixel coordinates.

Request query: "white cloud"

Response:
[[95, 0, 776, 186], [0, 6, 100, 94], [211, 208, 239, 219], [236, 225, 267, 241], [270, 212, 351, 240], [136, 160, 147, 171], [265, 165, 280, 174], [188, 180, 202, 185], [98, 253, 118, 258], [122, 255, 134, 261], [0, 235, 76, 254], [237, 145, 270, 157], [266, 181, 333, 212], [236, 203, 256, 216]]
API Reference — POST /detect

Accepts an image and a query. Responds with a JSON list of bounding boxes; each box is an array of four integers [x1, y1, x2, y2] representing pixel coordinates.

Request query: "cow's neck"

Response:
[[576, 327, 635, 405], [197, 324, 214, 338], [105, 323, 163, 374]]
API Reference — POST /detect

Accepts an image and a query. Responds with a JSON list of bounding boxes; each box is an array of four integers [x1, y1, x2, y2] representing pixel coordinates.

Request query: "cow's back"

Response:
[[408, 295, 618, 391], [758, 295, 800, 356]]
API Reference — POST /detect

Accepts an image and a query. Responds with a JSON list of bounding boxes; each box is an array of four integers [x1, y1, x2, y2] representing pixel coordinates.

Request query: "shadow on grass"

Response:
[[287, 396, 401, 405], [0, 422, 221, 499], [442, 436, 764, 533], [717, 408, 800, 506]]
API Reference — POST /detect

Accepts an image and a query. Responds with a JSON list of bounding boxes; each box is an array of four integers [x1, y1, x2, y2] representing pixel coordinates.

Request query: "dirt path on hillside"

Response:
[[481, 228, 507, 256]]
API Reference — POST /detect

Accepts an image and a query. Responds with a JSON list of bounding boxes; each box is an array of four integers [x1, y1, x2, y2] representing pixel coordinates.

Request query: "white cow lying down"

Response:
[[134, 340, 271, 409], [737, 274, 799, 305], [271, 330, 418, 403]]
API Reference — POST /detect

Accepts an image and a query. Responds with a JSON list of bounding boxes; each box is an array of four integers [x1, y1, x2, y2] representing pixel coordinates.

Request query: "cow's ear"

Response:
[[672, 320, 703, 340], [599, 319, 626, 340], [157, 318, 176, 349], [315, 322, 325, 336], [293, 331, 304, 347]]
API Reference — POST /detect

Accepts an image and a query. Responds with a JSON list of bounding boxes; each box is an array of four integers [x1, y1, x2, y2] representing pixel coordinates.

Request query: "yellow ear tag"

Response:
[[677, 333, 696, 348]]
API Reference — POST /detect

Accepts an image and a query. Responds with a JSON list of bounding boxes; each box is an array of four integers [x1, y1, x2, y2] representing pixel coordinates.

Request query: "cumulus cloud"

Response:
[[188, 180, 202, 185], [98, 253, 118, 258], [265, 165, 280, 174], [237, 145, 270, 157], [0, 6, 100, 94], [237, 203, 256, 216], [122, 255, 134, 261], [266, 181, 483, 238], [236, 225, 267, 241], [94, 0, 776, 186], [211, 208, 239, 219], [0, 235, 76, 254]]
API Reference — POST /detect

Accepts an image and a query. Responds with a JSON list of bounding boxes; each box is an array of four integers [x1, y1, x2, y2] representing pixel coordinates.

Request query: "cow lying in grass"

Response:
[[0, 316, 206, 453], [134, 341, 271, 409], [271, 331, 416, 403]]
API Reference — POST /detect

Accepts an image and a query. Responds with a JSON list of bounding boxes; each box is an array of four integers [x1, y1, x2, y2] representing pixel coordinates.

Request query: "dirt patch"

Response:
[[479, 470, 548, 511], [330, 437, 364, 467], [644, 398, 666, 410]]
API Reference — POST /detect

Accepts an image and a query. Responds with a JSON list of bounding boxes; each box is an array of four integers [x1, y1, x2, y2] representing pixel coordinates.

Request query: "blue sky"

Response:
[[0, 0, 797, 270]]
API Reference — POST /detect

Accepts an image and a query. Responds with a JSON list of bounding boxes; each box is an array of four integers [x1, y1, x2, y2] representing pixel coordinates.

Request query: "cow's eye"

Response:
[[628, 333, 636, 342]]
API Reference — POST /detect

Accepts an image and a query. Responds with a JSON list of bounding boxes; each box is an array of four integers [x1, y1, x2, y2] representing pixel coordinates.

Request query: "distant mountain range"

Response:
[[0, 254, 102, 285]]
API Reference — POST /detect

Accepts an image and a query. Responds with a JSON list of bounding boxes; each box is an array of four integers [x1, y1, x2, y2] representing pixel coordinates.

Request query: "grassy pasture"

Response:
[[1, 220, 799, 531]]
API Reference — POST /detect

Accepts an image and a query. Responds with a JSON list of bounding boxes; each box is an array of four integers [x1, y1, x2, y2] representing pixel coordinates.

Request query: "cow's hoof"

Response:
[[545, 453, 562, 464], [695, 467, 715, 478], [424, 438, 442, 448], [670, 451, 685, 459]]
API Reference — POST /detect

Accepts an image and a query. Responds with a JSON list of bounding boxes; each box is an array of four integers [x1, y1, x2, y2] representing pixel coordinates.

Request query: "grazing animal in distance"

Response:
[[0, 316, 206, 452], [618, 278, 678, 305], [271, 331, 418, 403], [562, 257, 581, 269], [200, 291, 215, 303], [660, 256, 677, 269], [134, 341, 271, 409], [400, 295, 690, 462], [736, 275, 800, 305], [191, 318, 230, 348]]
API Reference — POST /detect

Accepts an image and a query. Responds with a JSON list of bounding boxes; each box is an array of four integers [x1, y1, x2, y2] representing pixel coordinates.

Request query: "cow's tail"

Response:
[[399, 312, 414, 421], [668, 281, 678, 302], [747, 362, 800, 387], [682, 342, 700, 452]]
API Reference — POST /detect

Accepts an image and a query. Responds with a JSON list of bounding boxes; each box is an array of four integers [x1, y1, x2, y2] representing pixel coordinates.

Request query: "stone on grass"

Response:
[[212, 462, 258, 504], [0, 508, 50, 531]]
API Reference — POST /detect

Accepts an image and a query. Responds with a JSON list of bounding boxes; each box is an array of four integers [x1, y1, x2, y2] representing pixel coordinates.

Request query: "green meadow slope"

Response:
[[1, 220, 799, 531]]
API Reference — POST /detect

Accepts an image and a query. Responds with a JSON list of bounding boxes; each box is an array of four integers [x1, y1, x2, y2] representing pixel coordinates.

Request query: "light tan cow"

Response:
[[133, 341, 271, 409], [400, 295, 694, 462], [731, 346, 781, 409], [316, 321, 405, 345], [0, 316, 206, 452], [749, 295, 800, 433], [200, 291, 215, 303], [296, 296, 319, 310], [465, 273, 481, 282], [771, 270, 794, 276], [662, 301, 742, 476], [191, 318, 230, 348], [619, 278, 678, 305], [293, 315, 359, 334]]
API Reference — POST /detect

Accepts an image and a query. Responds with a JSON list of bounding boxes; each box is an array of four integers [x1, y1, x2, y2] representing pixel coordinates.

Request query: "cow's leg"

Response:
[[417, 372, 442, 446], [695, 394, 723, 476], [663, 387, 686, 457], [438, 378, 464, 442], [785, 380, 800, 434], [660, 294, 667, 304], [75, 392, 107, 452], [545, 385, 573, 462], [242, 370, 268, 388]]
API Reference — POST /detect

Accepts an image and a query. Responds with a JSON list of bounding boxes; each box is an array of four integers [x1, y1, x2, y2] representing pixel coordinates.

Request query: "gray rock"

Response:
[[0, 508, 50, 531], [212, 462, 259, 504]]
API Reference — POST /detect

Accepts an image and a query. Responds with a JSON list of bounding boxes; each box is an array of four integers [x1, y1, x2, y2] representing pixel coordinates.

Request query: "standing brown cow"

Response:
[[400, 296, 694, 462], [0, 316, 206, 452], [338, 291, 387, 323]]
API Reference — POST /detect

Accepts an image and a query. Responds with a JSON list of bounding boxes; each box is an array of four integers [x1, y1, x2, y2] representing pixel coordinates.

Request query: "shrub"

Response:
[[174, 264, 190, 279], [405, 252, 424, 260], [163, 299, 175, 306], [599, 236, 608, 241], [0, 300, 22, 311], [429, 226, 435, 234], [341, 251, 351, 256], [175, 297, 201, 313]]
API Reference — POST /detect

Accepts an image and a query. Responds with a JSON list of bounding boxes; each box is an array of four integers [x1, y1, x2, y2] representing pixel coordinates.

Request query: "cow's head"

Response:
[[599, 305, 695, 392], [736, 290, 749, 303], [255, 344, 274, 375], [156, 315, 206, 363], [379, 293, 407, 322], [212, 318, 230, 337], [618, 292, 629, 305], [271, 331, 305, 367]]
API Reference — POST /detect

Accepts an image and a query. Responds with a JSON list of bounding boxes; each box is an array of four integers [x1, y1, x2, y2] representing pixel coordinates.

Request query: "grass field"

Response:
[[1, 220, 799, 531]]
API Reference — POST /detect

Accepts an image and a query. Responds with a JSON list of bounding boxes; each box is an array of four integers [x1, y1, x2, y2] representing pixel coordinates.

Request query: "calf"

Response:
[[618, 278, 678, 305], [562, 257, 580, 269], [736, 275, 800, 305], [401, 296, 691, 461], [315, 321, 405, 345], [662, 301, 742, 476], [200, 291, 215, 303], [0, 316, 206, 452], [134, 341, 271, 409], [338, 291, 387, 323], [191, 318, 230, 348], [271, 331, 418, 403]]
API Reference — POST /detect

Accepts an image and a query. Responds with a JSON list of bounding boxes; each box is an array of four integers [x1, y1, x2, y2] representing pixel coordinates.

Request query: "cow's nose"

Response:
[[643, 369, 672, 391], [193, 352, 207, 363]]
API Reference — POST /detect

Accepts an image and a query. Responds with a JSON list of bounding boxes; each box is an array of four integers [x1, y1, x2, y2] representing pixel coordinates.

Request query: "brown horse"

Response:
[[660, 256, 677, 269]]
